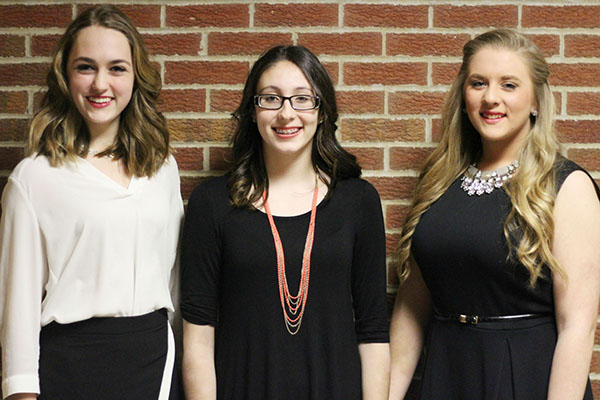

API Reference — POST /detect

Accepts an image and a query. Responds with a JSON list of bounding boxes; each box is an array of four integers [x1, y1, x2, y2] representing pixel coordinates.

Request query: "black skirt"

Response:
[[39, 309, 181, 400]]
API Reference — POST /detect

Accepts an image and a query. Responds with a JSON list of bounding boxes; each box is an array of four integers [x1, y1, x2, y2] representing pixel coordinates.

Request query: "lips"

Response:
[[273, 127, 302, 137], [480, 111, 505, 122], [86, 96, 113, 108]]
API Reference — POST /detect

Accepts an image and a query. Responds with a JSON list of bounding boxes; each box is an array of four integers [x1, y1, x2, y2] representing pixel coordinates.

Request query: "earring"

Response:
[[531, 110, 538, 117]]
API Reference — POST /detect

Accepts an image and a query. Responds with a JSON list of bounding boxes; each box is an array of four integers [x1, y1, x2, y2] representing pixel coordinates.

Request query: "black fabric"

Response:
[[39, 309, 181, 400], [411, 158, 597, 400], [180, 175, 389, 400]]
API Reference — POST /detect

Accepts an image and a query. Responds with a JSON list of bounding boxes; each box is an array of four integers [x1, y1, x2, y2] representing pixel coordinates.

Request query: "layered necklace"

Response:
[[460, 160, 519, 196], [262, 181, 318, 335]]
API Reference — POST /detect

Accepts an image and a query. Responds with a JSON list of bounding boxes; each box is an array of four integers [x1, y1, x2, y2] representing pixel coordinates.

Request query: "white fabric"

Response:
[[158, 322, 176, 400], [0, 155, 184, 398]]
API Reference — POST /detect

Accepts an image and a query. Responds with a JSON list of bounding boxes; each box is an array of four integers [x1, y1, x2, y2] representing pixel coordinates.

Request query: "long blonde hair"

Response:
[[397, 29, 563, 286], [26, 5, 170, 177]]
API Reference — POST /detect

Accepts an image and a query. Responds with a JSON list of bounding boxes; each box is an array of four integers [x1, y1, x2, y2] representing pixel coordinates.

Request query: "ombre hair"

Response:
[[229, 45, 361, 208], [397, 28, 564, 286], [26, 4, 170, 177]]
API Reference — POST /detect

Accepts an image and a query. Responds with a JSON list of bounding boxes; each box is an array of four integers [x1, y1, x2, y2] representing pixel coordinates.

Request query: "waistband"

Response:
[[433, 311, 553, 326]]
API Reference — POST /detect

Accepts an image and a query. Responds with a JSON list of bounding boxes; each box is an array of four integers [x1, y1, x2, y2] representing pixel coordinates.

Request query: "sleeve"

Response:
[[0, 177, 48, 397], [179, 182, 222, 326], [351, 181, 390, 343]]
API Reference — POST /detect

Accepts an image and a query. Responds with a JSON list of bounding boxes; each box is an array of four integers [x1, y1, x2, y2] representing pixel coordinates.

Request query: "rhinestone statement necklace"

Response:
[[460, 160, 519, 196]]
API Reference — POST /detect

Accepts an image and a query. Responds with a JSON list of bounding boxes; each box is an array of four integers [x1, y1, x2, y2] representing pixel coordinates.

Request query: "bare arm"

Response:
[[548, 171, 600, 399], [388, 264, 432, 400], [6, 394, 37, 400], [182, 320, 217, 400], [359, 342, 390, 400]]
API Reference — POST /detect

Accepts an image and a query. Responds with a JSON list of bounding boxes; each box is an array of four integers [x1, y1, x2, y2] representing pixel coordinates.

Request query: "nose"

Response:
[[482, 85, 499, 105], [91, 70, 108, 92], [277, 98, 295, 119]]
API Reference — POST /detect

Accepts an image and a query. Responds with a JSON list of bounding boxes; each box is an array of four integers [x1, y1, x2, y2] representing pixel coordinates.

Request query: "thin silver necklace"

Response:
[[88, 148, 114, 159], [460, 160, 519, 196]]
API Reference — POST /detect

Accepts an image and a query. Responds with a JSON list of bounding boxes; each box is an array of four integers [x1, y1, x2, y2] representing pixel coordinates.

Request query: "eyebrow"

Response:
[[71, 56, 132, 66], [467, 73, 522, 82], [258, 85, 313, 93]]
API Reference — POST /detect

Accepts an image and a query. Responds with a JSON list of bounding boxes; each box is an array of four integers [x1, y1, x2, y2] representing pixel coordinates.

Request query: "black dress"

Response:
[[180, 176, 389, 400], [411, 159, 598, 400]]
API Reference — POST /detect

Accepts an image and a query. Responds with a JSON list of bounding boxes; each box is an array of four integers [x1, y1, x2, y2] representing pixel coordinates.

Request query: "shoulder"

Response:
[[188, 174, 230, 207], [334, 177, 381, 200], [8, 155, 56, 187], [554, 156, 600, 201]]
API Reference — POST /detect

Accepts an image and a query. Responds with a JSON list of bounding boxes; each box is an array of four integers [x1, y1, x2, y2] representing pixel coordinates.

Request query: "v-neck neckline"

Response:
[[77, 157, 138, 192]]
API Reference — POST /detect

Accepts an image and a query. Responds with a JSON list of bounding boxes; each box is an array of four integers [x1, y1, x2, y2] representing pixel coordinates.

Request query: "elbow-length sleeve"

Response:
[[0, 177, 48, 397], [180, 182, 222, 326], [351, 181, 389, 343]]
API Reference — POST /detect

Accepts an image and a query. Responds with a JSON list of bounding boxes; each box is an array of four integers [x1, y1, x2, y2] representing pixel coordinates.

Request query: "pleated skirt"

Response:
[[38, 309, 182, 400], [418, 315, 593, 400]]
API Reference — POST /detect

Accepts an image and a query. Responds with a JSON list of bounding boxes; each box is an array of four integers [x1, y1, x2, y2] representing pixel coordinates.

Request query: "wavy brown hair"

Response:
[[397, 29, 563, 287], [229, 45, 361, 208], [26, 4, 170, 177]]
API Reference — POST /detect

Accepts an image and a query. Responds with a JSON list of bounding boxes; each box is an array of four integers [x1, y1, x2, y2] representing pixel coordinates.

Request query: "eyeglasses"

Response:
[[254, 94, 320, 111]]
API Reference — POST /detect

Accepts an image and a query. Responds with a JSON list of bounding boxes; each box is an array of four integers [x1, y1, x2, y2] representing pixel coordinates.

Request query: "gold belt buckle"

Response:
[[459, 314, 479, 325]]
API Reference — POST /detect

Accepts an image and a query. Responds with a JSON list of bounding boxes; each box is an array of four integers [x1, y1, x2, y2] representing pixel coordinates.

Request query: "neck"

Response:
[[87, 120, 119, 150], [478, 140, 524, 171], [263, 149, 316, 191]]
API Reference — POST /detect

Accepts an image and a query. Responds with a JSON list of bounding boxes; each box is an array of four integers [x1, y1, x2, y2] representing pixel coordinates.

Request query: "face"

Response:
[[67, 25, 134, 137], [255, 60, 320, 161], [464, 47, 536, 152]]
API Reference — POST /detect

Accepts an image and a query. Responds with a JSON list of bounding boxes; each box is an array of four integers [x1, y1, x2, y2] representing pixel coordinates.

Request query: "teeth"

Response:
[[275, 127, 300, 134], [88, 97, 111, 104], [482, 113, 504, 119]]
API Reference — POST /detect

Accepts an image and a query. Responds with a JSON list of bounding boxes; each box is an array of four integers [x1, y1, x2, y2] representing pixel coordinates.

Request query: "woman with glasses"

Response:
[[180, 45, 390, 399]]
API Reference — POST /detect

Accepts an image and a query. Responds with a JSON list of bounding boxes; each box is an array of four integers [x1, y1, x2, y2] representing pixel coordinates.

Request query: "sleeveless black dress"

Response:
[[411, 158, 598, 400]]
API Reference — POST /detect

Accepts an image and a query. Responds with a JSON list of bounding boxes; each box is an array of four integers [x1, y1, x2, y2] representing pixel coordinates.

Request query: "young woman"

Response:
[[0, 5, 183, 400], [180, 45, 390, 399], [389, 29, 600, 400]]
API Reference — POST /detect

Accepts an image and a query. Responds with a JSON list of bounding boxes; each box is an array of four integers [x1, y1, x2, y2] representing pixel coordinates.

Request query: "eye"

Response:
[[262, 95, 281, 103], [74, 64, 94, 72], [503, 82, 517, 90], [110, 65, 128, 73], [469, 80, 485, 88], [293, 95, 311, 103]]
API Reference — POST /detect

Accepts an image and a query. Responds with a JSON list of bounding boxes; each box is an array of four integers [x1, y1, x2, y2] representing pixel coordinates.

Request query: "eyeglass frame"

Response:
[[253, 94, 321, 111]]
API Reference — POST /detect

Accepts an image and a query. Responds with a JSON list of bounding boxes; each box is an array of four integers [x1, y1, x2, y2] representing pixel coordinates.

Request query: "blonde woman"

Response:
[[389, 29, 600, 400], [0, 5, 183, 400]]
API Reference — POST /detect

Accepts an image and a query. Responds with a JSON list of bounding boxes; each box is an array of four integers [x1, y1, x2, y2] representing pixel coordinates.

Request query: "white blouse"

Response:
[[0, 154, 184, 398]]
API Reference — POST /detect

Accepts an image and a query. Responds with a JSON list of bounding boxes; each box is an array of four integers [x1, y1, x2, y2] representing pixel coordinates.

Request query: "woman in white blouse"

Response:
[[0, 5, 183, 400]]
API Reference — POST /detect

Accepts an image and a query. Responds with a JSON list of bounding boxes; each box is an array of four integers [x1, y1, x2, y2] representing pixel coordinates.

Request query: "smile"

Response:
[[274, 127, 302, 137], [86, 96, 113, 108], [480, 112, 505, 122]]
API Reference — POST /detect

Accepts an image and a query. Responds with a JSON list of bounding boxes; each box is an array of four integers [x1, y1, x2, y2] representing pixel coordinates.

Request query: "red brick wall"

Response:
[[1, 1, 600, 397]]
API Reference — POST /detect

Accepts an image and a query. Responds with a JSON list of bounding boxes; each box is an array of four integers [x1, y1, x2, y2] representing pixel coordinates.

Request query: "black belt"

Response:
[[434, 312, 550, 325]]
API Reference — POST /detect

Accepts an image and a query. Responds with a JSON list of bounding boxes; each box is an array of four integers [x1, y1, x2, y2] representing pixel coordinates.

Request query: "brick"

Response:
[[385, 232, 401, 256], [173, 147, 204, 172], [565, 35, 600, 58], [180, 176, 208, 201], [367, 176, 418, 201], [209, 146, 232, 171], [523, 6, 600, 28], [167, 118, 235, 142], [0, 119, 28, 142], [210, 90, 242, 114], [143, 34, 202, 56], [567, 92, 600, 116], [567, 149, 600, 172], [556, 120, 600, 143], [432, 63, 461, 85], [386, 204, 410, 230], [0, 147, 24, 170], [387, 34, 470, 57], [337, 91, 385, 115], [389, 92, 446, 115], [432, 118, 443, 143], [165, 61, 248, 85], [592, 380, 600, 398], [390, 146, 434, 170], [344, 62, 427, 86], [159, 89, 206, 113], [387, 262, 400, 286], [208, 32, 292, 56], [78, 4, 161, 28], [322, 62, 339, 86], [550, 64, 600, 87], [527, 34, 560, 58], [33, 90, 46, 113], [434, 5, 518, 28], [0, 5, 71, 28], [167, 4, 249, 28], [0, 91, 27, 114], [298, 33, 382, 56], [345, 147, 383, 170], [31, 35, 61, 57], [0, 63, 48, 87], [344, 5, 428, 28], [0, 35, 25, 57], [255, 4, 337, 27], [341, 118, 426, 142], [592, 350, 600, 374]]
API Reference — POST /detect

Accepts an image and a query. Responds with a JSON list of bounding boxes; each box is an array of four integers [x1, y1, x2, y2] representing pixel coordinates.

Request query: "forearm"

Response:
[[388, 318, 426, 400], [6, 394, 38, 400], [359, 342, 390, 400], [182, 354, 217, 400], [547, 327, 595, 400]]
